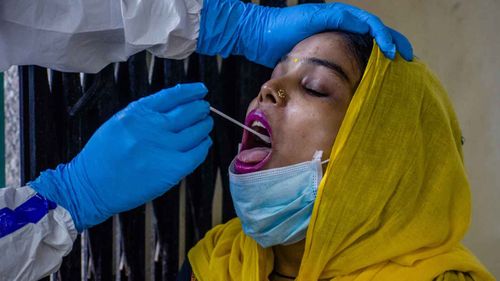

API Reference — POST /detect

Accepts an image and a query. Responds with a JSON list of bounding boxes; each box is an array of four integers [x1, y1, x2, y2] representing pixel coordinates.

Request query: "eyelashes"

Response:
[[303, 85, 328, 97]]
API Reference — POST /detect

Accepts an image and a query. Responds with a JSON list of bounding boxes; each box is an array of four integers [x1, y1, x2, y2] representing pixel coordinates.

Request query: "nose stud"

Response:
[[277, 89, 287, 99]]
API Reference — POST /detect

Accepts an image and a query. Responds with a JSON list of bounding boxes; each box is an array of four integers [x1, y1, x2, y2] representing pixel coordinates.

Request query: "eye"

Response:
[[303, 85, 328, 97]]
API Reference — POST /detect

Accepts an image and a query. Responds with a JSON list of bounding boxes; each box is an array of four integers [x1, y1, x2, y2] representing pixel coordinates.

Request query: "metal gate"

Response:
[[18, 0, 319, 279]]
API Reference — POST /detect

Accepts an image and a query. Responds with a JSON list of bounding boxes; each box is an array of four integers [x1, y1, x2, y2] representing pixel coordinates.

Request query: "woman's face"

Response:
[[234, 32, 365, 173]]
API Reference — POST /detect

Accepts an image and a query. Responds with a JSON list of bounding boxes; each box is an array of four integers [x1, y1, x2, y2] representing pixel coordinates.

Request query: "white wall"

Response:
[[325, 0, 500, 277]]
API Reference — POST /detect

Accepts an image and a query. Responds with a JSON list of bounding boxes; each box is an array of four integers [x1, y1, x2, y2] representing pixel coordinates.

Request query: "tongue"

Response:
[[237, 147, 272, 164]]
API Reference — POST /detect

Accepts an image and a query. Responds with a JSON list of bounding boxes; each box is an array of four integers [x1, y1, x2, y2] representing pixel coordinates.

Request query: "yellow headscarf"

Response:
[[188, 44, 495, 281]]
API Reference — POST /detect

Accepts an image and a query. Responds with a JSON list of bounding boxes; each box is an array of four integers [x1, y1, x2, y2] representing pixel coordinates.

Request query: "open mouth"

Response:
[[234, 109, 273, 174]]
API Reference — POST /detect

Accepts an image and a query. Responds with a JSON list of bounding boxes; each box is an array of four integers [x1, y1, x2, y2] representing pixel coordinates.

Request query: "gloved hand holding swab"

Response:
[[210, 107, 271, 144]]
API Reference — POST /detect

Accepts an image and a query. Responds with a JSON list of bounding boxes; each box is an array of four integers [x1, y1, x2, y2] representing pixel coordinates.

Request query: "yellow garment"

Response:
[[188, 44, 495, 281]]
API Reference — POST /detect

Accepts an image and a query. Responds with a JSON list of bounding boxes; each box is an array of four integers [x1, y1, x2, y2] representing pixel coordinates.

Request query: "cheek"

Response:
[[283, 106, 340, 157], [315, 126, 338, 157], [305, 121, 338, 153]]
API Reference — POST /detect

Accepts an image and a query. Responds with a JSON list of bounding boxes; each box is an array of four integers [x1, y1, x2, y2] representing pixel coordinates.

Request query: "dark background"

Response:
[[19, 0, 322, 279]]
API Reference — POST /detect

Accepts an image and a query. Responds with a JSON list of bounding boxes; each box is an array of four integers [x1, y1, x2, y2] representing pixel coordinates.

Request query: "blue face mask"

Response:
[[229, 151, 327, 248]]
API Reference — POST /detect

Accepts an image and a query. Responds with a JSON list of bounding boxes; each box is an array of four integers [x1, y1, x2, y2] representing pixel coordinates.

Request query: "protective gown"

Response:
[[0, 0, 201, 73], [0, 0, 201, 280], [187, 45, 496, 280]]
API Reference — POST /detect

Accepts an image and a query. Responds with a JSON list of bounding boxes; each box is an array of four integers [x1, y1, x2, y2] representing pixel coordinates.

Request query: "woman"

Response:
[[183, 31, 495, 280]]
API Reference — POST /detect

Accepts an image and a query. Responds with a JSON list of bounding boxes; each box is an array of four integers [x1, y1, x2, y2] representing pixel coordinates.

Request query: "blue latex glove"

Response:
[[30, 83, 213, 231], [196, 0, 413, 67]]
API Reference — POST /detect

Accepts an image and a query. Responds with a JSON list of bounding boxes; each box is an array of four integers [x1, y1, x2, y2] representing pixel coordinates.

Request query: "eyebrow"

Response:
[[282, 55, 351, 84]]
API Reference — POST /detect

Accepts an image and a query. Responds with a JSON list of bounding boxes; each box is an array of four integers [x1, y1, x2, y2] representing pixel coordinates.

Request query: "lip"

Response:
[[234, 109, 273, 174]]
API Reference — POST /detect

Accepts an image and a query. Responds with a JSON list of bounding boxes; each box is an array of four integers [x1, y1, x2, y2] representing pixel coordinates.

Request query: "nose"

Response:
[[258, 81, 287, 107]]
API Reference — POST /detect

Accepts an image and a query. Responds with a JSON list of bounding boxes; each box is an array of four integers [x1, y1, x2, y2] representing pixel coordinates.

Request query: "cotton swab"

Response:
[[209, 107, 271, 144]]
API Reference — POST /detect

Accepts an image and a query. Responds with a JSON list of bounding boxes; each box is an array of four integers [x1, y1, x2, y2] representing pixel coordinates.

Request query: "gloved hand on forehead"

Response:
[[196, 0, 413, 67], [30, 83, 213, 232]]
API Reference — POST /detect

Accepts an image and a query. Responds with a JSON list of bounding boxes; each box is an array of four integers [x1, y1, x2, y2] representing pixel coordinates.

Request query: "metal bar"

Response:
[[112, 215, 122, 281], [216, 56, 242, 222], [51, 70, 83, 280], [145, 202, 156, 281], [0, 72, 4, 187]]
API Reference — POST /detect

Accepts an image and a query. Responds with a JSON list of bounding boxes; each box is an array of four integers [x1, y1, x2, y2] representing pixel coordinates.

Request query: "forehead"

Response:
[[287, 32, 360, 81], [290, 32, 347, 56]]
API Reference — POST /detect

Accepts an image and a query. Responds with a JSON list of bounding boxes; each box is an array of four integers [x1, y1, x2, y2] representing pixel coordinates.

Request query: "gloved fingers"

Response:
[[388, 27, 413, 61], [140, 82, 208, 113], [174, 117, 214, 152], [363, 16, 396, 60], [329, 9, 370, 34], [162, 100, 211, 132], [180, 137, 213, 170], [319, 4, 397, 60]]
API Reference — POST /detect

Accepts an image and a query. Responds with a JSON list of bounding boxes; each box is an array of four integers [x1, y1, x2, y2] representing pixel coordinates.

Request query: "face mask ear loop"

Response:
[[311, 151, 325, 196], [313, 150, 330, 165], [312, 151, 323, 161]]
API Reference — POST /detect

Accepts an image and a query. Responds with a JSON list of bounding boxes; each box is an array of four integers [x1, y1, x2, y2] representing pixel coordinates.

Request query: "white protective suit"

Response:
[[0, 0, 201, 73], [0, 0, 201, 280]]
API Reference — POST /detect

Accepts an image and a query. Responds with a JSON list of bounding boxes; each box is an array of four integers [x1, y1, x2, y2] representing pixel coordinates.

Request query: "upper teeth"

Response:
[[251, 121, 266, 129]]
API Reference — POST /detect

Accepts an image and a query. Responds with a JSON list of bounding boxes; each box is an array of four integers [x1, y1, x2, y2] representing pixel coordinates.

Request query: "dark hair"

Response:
[[337, 32, 374, 77]]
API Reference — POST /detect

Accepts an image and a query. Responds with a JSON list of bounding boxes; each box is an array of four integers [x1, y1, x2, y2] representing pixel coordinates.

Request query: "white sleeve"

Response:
[[0, 0, 202, 73], [0, 186, 78, 281]]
